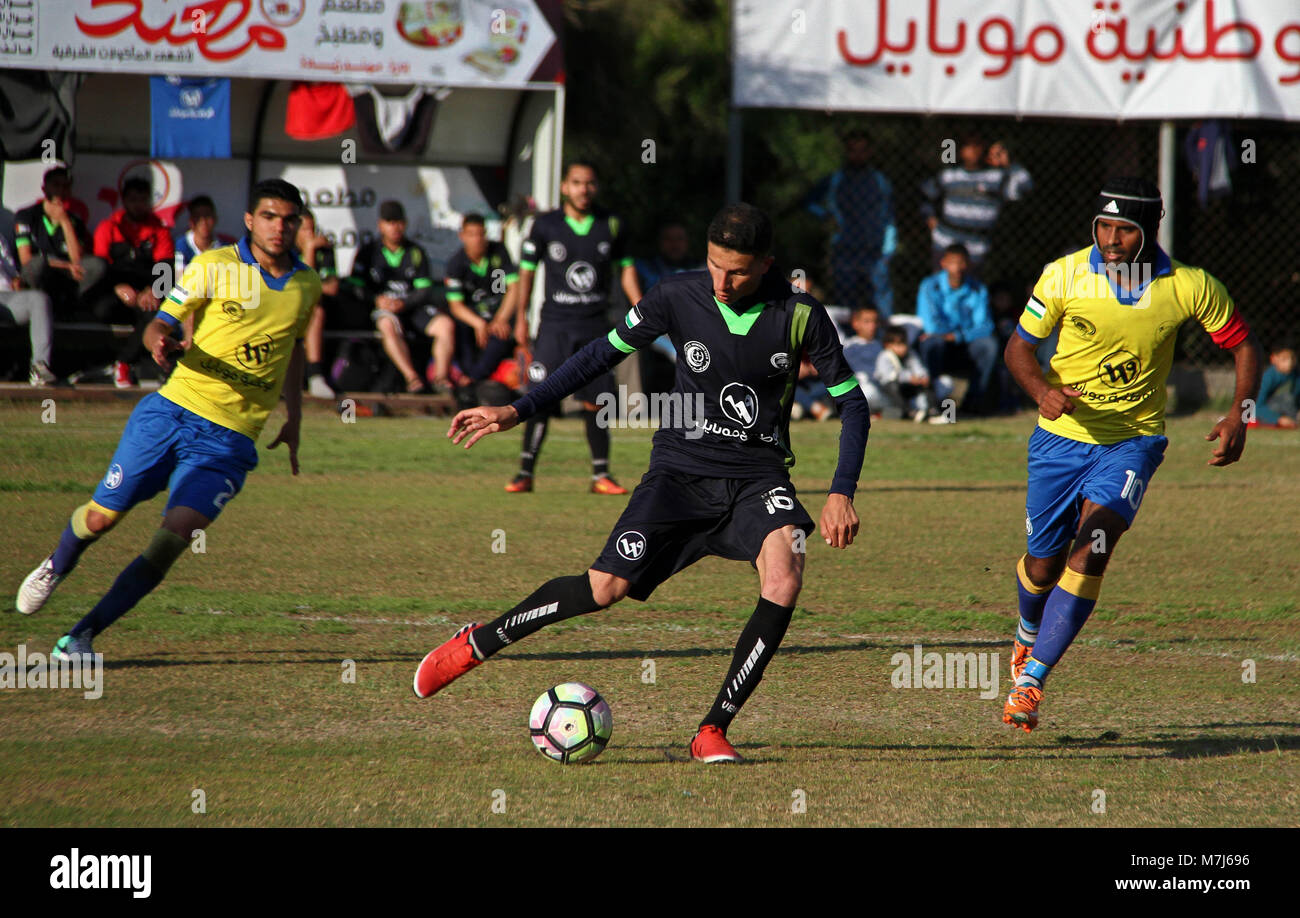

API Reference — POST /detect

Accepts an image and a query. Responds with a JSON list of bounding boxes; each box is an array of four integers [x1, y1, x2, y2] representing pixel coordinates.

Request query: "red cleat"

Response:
[[590, 475, 627, 495], [505, 474, 533, 493], [1003, 684, 1044, 732], [1010, 640, 1033, 683], [413, 623, 484, 698], [690, 725, 742, 763]]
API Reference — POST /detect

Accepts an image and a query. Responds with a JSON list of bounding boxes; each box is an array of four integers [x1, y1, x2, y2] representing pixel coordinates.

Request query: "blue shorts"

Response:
[[1024, 426, 1167, 558], [91, 392, 259, 521]]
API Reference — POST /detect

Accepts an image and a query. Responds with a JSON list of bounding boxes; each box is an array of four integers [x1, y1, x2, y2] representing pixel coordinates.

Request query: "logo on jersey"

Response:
[[616, 530, 647, 561], [547, 242, 567, 262], [597, 241, 611, 256], [720, 382, 759, 429], [1098, 349, 1141, 389], [220, 300, 244, 322], [236, 334, 275, 370], [527, 361, 547, 383], [683, 341, 711, 373], [1069, 316, 1097, 337], [565, 261, 597, 292], [104, 464, 124, 490], [769, 352, 792, 371]]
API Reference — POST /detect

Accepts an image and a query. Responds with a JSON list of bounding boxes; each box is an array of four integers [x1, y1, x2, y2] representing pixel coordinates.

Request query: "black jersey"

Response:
[[514, 267, 868, 488], [444, 241, 518, 319], [519, 209, 630, 321], [347, 239, 437, 307], [13, 203, 90, 260]]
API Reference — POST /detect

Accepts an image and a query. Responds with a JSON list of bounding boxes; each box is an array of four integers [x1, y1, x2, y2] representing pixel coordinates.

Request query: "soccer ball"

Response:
[[528, 682, 613, 764]]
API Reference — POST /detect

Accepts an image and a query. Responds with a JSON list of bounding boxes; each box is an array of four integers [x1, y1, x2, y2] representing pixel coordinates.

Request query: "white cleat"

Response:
[[16, 556, 61, 614]]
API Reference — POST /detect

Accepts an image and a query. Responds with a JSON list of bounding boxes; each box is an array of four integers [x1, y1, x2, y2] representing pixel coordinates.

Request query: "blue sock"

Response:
[[50, 523, 94, 576], [1015, 555, 1054, 632], [1029, 569, 1102, 669], [69, 556, 166, 638]]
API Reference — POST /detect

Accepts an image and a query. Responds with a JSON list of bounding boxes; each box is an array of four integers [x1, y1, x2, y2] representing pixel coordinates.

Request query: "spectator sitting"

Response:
[[915, 243, 999, 416], [174, 194, 237, 274], [1252, 342, 1299, 429], [443, 212, 521, 408], [90, 175, 175, 388], [14, 166, 107, 318], [874, 324, 938, 422], [842, 303, 884, 415], [0, 231, 57, 385], [345, 200, 441, 393], [296, 207, 347, 398]]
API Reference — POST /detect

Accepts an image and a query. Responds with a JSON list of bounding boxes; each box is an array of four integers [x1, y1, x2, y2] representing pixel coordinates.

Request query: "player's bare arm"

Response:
[[1206, 333, 1263, 467], [620, 263, 643, 306], [143, 316, 184, 372], [1004, 333, 1082, 420], [449, 404, 519, 448], [267, 339, 305, 475], [490, 280, 518, 339], [514, 267, 535, 346]]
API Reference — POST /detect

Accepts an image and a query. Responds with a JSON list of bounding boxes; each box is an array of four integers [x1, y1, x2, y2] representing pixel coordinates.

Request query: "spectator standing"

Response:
[[805, 131, 897, 316]]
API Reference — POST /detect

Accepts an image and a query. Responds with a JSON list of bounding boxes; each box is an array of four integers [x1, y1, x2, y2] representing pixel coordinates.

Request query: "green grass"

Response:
[[0, 399, 1296, 826]]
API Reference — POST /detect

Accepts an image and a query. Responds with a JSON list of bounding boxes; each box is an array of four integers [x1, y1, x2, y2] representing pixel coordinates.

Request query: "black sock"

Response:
[[700, 598, 794, 731], [470, 574, 602, 659], [306, 360, 325, 378], [585, 409, 610, 477], [518, 415, 549, 477]]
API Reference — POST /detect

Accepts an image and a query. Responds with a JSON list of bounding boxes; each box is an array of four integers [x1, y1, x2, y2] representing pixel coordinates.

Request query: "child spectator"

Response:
[[842, 303, 884, 414], [1253, 342, 1299, 428], [874, 324, 938, 421]]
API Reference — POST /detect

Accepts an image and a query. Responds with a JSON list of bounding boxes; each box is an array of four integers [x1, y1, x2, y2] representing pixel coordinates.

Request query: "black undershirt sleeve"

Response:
[[829, 388, 870, 498], [510, 335, 627, 422]]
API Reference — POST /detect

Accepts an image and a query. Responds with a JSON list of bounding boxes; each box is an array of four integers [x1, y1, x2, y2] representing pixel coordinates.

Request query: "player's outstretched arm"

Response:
[[449, 405, 520, 448], [1206, 333, 1263, 467]]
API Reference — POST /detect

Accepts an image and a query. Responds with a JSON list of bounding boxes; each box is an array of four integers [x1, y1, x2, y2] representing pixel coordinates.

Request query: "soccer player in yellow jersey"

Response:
[[15, 179, 321, 661], [1001, 177, 1261, 731]]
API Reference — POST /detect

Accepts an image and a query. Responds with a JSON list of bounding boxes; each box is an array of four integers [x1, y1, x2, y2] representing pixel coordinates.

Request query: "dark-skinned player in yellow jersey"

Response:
[[415, 204, 870, 763], [1002, 177, 1261, 731]]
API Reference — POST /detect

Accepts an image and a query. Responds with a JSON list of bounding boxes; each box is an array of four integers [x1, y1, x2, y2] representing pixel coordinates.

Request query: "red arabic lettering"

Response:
[[837, 0, 916, 66], [925, 0, 965, 57], [977, 17, 1063, 77], [1276, 23, 1300, 84], [75, 0, 285, 62], [1085, 0, 1261, 63]]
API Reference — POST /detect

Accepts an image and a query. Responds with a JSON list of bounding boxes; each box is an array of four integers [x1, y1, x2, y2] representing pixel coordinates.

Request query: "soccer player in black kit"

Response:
[[415, 204, 870, 763], [508, 162, 644, 494]]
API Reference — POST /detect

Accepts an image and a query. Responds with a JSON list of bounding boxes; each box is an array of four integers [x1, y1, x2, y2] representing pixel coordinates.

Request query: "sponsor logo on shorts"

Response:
[[720, 382, 759, 429], [104, 464, 124, 490], [527, 361, 547, 383], [616, 530, 647, 561], [769, 352, 792, 371], [683, 341, 710, 372], [1025, 515, 1033, 536], [547, 242, 567, 262], [565, 261, 597, 293]]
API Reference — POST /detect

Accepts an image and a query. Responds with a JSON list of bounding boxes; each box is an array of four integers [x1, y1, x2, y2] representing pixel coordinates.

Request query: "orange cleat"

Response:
[[590, 475, 627, 495], [1003, 684, 1044, 732], [690, 725, 742, 763], [505, 474, 533, 493], [1010, 640, 1033, 683], [413, 623, 484, 698]]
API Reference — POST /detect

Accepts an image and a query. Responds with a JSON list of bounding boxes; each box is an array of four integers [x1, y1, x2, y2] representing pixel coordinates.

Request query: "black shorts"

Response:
[[591, 468, 816, 601], [530, 317, 614, 406]]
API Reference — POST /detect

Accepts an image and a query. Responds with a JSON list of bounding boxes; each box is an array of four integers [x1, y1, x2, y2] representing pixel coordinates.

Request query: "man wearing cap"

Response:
[[345, 200, 445, 393], [1000, 177, 1261, 732]]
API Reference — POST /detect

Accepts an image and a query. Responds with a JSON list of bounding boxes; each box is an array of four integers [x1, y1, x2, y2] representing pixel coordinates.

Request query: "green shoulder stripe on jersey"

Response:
[[609, 216, 620, 237], [827, 377, 859, 397], [413, 277, 433, 289], [714, 297, 766, 335], [520, 260, 537, 270], [565, 214, 596, 236], [607, 328, 636, 354], [446, 291, 465, 301], [504, 272, 519, 284], [618, 257, 635, 268]]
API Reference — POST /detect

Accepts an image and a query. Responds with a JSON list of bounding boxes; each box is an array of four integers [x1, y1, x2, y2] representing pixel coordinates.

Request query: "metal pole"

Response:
[[1158, 120, 1176, 255], [726, 107, 743, 203]]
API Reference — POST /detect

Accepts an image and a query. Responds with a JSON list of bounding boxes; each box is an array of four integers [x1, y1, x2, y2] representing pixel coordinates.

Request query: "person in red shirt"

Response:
[[91, 176, 175, 388]]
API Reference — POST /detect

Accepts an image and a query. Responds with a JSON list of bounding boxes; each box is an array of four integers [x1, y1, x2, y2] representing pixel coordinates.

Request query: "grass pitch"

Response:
[[0, 398, 1296, 827]]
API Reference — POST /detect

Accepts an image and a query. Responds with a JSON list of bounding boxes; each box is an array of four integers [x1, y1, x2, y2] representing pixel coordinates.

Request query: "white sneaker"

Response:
[[16, 556, 61, 614], [308, 374, 334, 399], [29, 361, 57, 386]]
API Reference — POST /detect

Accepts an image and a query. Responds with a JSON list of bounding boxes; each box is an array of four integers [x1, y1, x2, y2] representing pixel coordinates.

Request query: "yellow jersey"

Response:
[[1018, 245, 1236, 444], [157, 238, 320, 440]]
